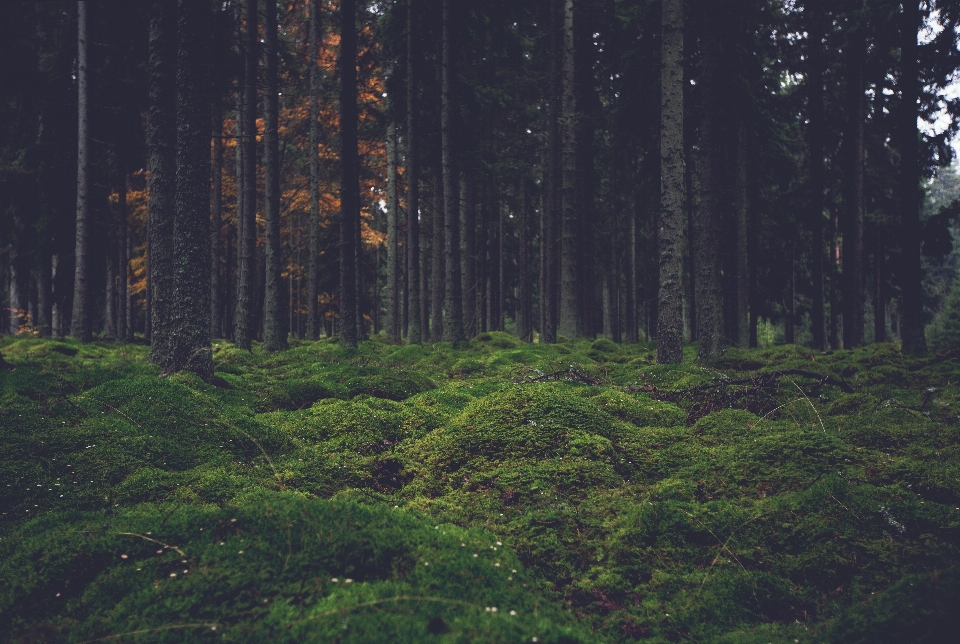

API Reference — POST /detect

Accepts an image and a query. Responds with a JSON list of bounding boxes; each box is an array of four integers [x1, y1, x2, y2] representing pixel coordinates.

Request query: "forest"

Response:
[[2, 0, 960, 642]]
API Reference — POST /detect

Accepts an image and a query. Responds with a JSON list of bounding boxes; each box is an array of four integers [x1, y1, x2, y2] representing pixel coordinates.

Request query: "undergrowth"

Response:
[[1, 333, 959, 642]]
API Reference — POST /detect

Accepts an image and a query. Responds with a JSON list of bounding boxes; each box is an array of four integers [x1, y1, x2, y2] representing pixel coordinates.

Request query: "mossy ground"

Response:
[[2, 333, 959, 642]]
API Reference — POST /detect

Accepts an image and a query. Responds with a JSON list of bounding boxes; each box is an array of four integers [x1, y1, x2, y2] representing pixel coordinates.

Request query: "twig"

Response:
[[79, 623, 219, 643], [116, 532, 186, 557]]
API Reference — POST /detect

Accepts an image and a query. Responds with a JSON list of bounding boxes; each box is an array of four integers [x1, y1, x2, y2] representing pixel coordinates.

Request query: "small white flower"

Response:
[[345, 578, 353, 583], [510, 610, 517, 616], [331, 578, 339, 582]]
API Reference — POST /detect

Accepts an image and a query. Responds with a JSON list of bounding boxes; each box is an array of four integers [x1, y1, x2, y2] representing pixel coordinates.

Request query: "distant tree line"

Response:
[[1, 0, 959, 378]]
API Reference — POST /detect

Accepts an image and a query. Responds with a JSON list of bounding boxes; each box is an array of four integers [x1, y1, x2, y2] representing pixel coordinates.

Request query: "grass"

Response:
[[1, 332, 959, 642]]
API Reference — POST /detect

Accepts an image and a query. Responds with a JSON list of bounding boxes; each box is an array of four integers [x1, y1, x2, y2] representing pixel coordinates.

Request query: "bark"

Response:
[[338, 0, 359, 348], [460, 175, 477, 337], [8, 250, 22, 335], [734, 119, 749, 348], [842, 0, 866, 349], [558, 0, 580, 339], [517, 176, 532, 342], [234, 0, 258, 350], [386, 119, 401, 342], [625, 199, 638, 343], [497, 198, 505, 332], [263, 0, 287, 352], [117, 146, 130, 341], [167, 0, 213, 378], [211, 98, 223, 339], [71, 1, 92, 342], [695, 1, 723, 360], [541, 0, 561, 343], [874, 225, 886, 342], [37, 251, 52, 337], [104, 253, 116, 339], [441, 0, 464, 343], [657, 0, 685, 364], [147, 0, 177, 364], [431, 170, 445, 341], [808, 0, 826, 349], [307, 0, 322, 339], [830, 209, 841, 349], [406, 0, 422, 344], [899, 0, 926, 355]]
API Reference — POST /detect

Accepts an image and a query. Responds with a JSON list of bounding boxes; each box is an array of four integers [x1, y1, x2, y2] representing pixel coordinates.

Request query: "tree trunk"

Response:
[[167, 0, 213, 378], [385, 118, 400, 342], [460, 175, 477, 338], [842, 0, 866, 349], [232, 1, 244, 342], [517, 175, 532, 342], [430, 171, 445, 341], [899, 0, 926, 355], [625, 199, 638, 343], [117, 146, 130, 341], [210, 97, 223, 339], [440, 0, 464, 343], [406, 0, 422, 344], [734, 120, 749, 348], [657, 0, 685, 364], [307, 0, 322, 340], [147, 0, 177, 363], [540, 0, 561, 343], [262, 0, 287, 352], [339, 0, 360, 348], [830, 209, 841, 349], [874, 224, 886, 342], [104, 253, 116, 339], [558, 0, 580, 340], [71, 0, 92, 342], [234, 0, 258, 350], [808, 0, 826, 350], [695, 0, 723, 360]]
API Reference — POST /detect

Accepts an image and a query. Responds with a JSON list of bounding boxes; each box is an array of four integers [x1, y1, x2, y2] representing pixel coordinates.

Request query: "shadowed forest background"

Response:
[[3, 1, 960, 643]]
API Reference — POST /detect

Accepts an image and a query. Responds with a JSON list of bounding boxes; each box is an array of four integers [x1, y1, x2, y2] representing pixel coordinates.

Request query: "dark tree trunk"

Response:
[[37, 251, 52, 337], [441, 0, 464, 343], [461, 175, 477, 337], [308, 0, 322, 340], [558, 0, 579, 339], [517, 175, 532, 342], [734, 120, 749, 348], [168, 0, 213, 379], [874, 225, 886, 342], [540, 0, 561, 343], [842, 0, 866, 349], [211, 98, 223, 339], [406, 0, 422, 344], [118, 146, 130, 341], [830, 209, 841, 349], [625, 199, 638, 343], [899, 0, 926, 355], [263, 0, 287, 352], [386, 119, 401, 342], [234, 0, 258, 350], [695, 0, 723, 360], [430, 171, 445, 341], [147, 0, 177, 363], [339, 0, 360, 348], [808, 0, 826, 349], [71, 1, 92, 342], [232, 1, 244, 342], [657, 0, 685, 364]]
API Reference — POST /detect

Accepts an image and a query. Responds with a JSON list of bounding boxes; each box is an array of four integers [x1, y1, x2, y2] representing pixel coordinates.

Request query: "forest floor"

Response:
[[1, 333, 959, 643]]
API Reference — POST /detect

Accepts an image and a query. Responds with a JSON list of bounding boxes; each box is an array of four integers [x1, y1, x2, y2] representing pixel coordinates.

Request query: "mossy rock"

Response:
[[281, 377, 344, 408], [591, 390, 685, 427], [470, 331, 523, 349], [344, 370, 435, 401]]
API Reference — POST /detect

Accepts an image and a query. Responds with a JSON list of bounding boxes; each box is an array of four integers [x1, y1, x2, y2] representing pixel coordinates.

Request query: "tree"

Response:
[[263, 0, 287, 352], [558, 0, 580, 340], [842, 0, 866, 349], [900, 0, 927, 356], [234, 0, 258, 351], [386, 118, 401, 343], [211, 94, 223, 339], [166, 0, 213, 378], [406, 0, 422, 344], [70, 0, 92, 342], [307, 0, 322, 340], [441, 0, 464, 344], [147, 0, 177, 365], [339, 0, 359, 348], [657, 0, 685, 364], [807, 0, 827, 350]]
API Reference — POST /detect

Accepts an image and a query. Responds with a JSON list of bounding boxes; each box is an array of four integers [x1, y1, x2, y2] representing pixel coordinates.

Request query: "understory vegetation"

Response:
[[2, 334, 960, 642]]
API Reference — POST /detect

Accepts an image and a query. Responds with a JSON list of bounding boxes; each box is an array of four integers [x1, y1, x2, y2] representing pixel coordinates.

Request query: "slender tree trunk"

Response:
[[734, 120, 749, 348], [8, 250, 21, 335], [71, 1, 92, 341], [431, 170, 445, 341], [104, 253, 116, 339], [386, 118, 401, 342], [540, 0, 560, 343], [339, 0, 360, 347], [167, 0, 213, 378], [808, 0, 826, 350], [148, 0, 177, 363], [900, 0, 926, 355], [657, 0, 685, 363], [497, 198, 505, 332], [558, 0, 580, 339], [842, 0, 866, 349], [440, 0, 464, 343], [696, 1, 723, 360], [307, 0, 322, 340], [262, 0, 286, 351], [517, 175, 532, 342], [406, 0, 422, 344], [234, 0, 258, 350], [232, 2, 245, 342], [118, 147, 130, 341], [461, 175, 477, 337], [210, 98, 223, 339], [625, 200, 638, 343], [874, 225, 886, 342], [830, 209, 841, 348], [38, 251, 52, 337]]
